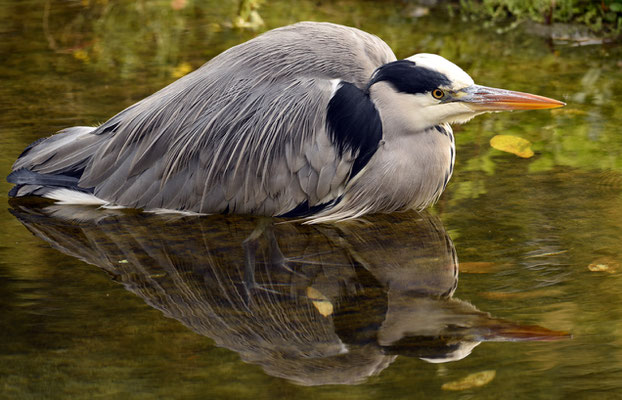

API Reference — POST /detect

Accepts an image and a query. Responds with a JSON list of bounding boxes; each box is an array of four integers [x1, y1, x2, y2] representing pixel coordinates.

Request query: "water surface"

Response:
[[1, 1, 622, 399]]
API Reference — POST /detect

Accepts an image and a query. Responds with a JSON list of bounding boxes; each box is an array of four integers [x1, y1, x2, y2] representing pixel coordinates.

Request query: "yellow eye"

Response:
[[432, 89, 444, 99]]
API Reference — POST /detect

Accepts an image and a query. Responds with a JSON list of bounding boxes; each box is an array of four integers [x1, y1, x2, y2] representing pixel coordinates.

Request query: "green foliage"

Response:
[[456, 0, 622, 35]]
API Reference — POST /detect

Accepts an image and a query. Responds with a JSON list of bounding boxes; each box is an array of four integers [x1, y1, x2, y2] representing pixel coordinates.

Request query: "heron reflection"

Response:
[[10, 201, 568, 386]]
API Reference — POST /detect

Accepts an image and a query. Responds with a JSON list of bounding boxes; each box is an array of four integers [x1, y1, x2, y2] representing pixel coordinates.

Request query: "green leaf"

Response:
[[610, 3, 622, 12]]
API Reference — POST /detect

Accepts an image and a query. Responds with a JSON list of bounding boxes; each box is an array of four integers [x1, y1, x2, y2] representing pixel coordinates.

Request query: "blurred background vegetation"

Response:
[[29, 0, 622, 81], [457, 0, 622, 36]]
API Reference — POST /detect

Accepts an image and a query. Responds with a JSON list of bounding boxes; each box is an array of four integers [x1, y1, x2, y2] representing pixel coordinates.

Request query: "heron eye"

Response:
[[432, 89, 444, 99]]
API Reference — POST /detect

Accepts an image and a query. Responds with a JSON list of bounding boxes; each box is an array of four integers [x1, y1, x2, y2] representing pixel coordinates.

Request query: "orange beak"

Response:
[[458, 84, 565, 111]]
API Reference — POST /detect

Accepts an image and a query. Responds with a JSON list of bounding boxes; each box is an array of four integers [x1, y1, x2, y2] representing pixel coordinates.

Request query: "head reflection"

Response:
[[10, 201, 568, 386]]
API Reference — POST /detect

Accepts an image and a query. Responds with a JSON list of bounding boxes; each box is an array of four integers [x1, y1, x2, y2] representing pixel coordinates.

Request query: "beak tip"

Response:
[[518, 94, 566, 110], [546, 100, 565, 109]]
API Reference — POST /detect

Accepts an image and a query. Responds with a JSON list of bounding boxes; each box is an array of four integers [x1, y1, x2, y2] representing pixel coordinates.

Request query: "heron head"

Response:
[[367, 54, 564, 131]]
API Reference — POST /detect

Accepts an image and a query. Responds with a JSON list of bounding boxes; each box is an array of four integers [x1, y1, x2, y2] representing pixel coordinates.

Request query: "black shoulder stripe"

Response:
[[278, 197, 341, 218], [326, 82, 382, 179], [367, 60, 450, 95]]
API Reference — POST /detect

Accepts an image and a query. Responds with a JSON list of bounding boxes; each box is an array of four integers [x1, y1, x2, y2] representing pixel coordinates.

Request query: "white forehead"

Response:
[[406, 53, 474, 89]]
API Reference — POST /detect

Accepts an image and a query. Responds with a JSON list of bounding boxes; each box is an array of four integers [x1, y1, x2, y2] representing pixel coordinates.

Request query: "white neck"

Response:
[[308, 85, 456, 223]]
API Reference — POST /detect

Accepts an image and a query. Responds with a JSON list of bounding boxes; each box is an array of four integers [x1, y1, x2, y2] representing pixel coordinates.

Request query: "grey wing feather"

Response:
[[11, 22, 396, 215], [13, 126, 100, 176]]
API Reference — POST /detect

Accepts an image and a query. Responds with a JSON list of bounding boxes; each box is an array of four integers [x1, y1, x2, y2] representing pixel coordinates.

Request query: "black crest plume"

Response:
[[366, 60, 450, 95]]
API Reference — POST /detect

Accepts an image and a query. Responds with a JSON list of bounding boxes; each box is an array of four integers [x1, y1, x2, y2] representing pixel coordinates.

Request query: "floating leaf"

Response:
[[588, 257, 619, 273], [442, 370, 496, 391], [490, 135, 534, 158], [307, 287, 333, 317], [72, 49, 90, 63]]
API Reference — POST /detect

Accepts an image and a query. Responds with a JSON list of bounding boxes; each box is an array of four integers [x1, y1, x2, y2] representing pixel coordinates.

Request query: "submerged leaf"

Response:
[[490, 135, 534, 158], [460, 261, 498, 273], [442, 370, 496, 391], [550, 108, 587, 116]]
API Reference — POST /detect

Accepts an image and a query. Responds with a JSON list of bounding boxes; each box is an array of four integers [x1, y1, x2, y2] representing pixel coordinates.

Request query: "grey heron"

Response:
[[7, 22, 564, 223]]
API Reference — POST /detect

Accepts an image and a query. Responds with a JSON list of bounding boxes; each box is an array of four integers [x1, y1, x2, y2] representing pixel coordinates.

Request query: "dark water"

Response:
[[1, 1, 622, 399]]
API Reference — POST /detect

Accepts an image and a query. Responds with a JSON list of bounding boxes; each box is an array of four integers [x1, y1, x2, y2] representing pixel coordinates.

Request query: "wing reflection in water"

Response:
[[9, 201, 569, 386]]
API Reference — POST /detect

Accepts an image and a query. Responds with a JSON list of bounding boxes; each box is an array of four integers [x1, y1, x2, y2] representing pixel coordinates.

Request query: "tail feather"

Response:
[[12, 126, 98, 171], [7, 168, 90, 191], [8, 126, 100, 198], [7, 168, 94, 197]]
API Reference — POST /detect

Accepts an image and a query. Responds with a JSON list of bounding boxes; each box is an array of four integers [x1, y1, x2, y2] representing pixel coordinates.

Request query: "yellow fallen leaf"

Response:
[[588, 257, 618, 273], [171, 62, 193, 79], [442, 370, 496, 391], [72, 49, 89, 63], [588, 264, 610, 272], [307, 286, 333, 317], [490, 135, 534, 158]]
